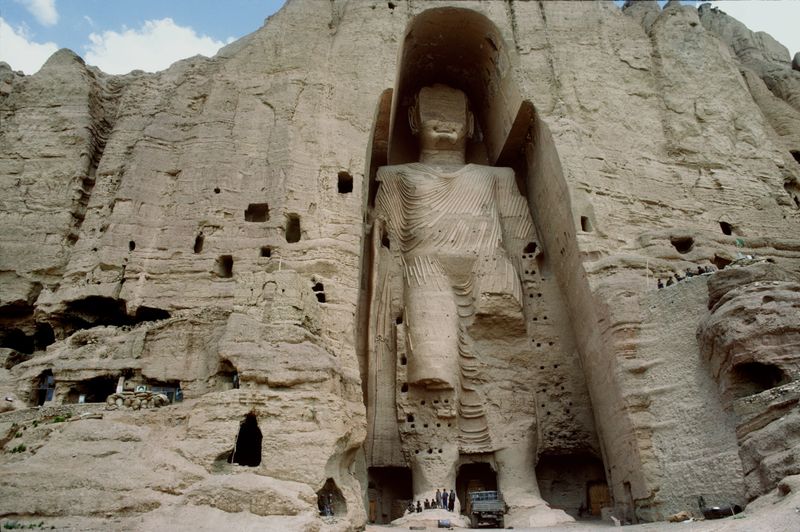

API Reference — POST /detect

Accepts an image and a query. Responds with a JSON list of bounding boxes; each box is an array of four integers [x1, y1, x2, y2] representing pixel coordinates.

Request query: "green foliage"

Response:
[[14, 432, 22, 438], [1, 521, 46, 530], [9, 444, 26, 453]]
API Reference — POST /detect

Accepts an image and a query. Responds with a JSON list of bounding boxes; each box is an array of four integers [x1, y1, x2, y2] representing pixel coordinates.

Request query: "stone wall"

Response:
[[0, 0, 799, 528]]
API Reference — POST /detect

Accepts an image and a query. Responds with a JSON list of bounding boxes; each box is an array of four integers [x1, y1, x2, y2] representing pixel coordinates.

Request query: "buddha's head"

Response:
[[409, 84, 474, 162]]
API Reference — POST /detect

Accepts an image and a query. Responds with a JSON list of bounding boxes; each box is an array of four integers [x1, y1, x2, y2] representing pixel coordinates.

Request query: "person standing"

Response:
[[448, 489, 456, 512], [435, 489, 441, 508]]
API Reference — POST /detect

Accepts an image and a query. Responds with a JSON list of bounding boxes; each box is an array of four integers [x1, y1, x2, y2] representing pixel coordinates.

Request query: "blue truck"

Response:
[[467, 490, 505, 528]]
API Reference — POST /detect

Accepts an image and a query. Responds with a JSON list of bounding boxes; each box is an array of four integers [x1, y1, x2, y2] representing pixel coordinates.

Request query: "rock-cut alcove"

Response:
[[357, 5, 607, 523], [228, 412, 262, 467], [317, 478, 347, 517]]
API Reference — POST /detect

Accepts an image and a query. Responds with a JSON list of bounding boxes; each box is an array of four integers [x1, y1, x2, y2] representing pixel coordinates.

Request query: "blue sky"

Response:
[[1, 1, 798, 76], [0, 0, 285, 74], [1, 1, 285, 53]]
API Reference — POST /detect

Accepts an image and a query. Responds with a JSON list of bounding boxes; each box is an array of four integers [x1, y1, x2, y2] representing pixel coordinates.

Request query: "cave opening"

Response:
[[34, 323, 55, 350], [66, 375, 118, 403], [580, 216, 592, 233], [215, 255, 233, 278], [285, 214, 302, 243], [244, 203, 270, 222], [53, 297, 173, 337], [35, 370, 55, 406], [134, 306, 171, 322], [456, 462, 497, 516], [670, 236, 694, 254], [317, 477, 347, 517], [194, 233, 204, 253], [260, 246, 272, 257], [535, 453, 609, 519], [338, 171, 354, 194], [61, 296, 129, 331], [216, 359, 239, 390], [148, 380, 183, 403], [0, 327, 34, 354], [785, 179, 800, 209], [728, 361, 787, 399], [712, 254, 732, 270], [0, 302, 40, 353], [228, 412, 262, 467], [719, 221, 733, 235], [367, 466, 412, 523], [312, 281, 326, 303]]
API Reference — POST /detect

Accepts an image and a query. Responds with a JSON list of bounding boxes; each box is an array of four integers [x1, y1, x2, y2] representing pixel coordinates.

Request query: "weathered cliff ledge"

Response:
[[1, 1, 799, 529]]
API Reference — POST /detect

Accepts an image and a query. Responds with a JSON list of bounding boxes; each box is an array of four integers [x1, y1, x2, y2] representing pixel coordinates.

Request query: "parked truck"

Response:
[[467, 490, 505, 528]]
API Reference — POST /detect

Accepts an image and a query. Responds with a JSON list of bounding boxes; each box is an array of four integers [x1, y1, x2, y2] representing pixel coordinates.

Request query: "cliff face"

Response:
[[0, 1, 799, 529]]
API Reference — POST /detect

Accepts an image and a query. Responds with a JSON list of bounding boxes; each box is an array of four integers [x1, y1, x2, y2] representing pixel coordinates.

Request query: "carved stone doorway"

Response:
[[456, 462, 497, 516], [65, 375, 117, 403], [535, 453, 608, 519], [367, 466, 412, 524], [228, 412, 262, 467], [35, 369, 55, 406]]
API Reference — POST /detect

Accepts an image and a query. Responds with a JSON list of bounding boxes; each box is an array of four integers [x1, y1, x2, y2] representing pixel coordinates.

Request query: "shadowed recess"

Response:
[[228, 412, 262, 467]]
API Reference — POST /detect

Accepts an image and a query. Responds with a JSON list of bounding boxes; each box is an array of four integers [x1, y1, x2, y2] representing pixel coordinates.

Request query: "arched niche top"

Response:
[[388, 7, 526, 166]]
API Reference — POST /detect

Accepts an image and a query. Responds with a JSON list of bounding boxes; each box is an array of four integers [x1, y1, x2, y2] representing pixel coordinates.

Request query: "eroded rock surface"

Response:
[[698, 262, 800, 499], [1, 0, 799, 529]]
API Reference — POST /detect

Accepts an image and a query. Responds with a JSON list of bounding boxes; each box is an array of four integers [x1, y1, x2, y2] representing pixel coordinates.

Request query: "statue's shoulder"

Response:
[[467, 164, 515, 181], [376, 163, 424, 182]]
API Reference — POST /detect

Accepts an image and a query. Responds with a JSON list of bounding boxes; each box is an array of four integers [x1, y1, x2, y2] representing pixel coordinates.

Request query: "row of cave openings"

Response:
[[366, 459, 609, 524], [221, 413, 606, 525], [32, 369, 185, 407], [30, 359, 242, 409], [221, 411, 347, 517], [194, 172, 355, 278], [0, 295, 172, 357]]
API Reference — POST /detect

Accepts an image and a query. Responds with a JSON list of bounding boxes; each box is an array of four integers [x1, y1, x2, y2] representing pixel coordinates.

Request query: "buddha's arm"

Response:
[[374, 167, 406, 243], [494, 168, 538, 273]]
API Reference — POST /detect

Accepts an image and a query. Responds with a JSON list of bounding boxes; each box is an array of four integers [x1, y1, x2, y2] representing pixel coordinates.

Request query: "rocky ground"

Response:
[[2, 477, 796, 531]]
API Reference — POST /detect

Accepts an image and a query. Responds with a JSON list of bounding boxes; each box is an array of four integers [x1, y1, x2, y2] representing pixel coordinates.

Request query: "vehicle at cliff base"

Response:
[[468, 491, 505, 529], [1, 1, 800, 530]]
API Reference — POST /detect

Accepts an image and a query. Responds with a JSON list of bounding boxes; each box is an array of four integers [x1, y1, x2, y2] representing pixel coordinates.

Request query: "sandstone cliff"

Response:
[[1, 1, 799, 529]]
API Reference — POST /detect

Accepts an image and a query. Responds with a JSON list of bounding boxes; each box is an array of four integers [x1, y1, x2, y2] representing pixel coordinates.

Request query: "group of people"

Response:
[[407, 489, 457, 514], [657, 265, 717, 289], [318, 493, 335, 517]]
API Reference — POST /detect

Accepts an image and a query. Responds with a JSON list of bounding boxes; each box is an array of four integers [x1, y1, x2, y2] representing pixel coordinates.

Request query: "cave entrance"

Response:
[[317, 477, 347, 517], [784, 179, 800, 209], [535, 453, 609, 519], [35, 370, 55, 406], [66, 375, 117, 403], [456, 462, 497, 516], [228, 412, 262, 467], [712, 254, 732, 270], [148, 380, 182, 403], [728, 361, 787, 399], [367, 466, 412, 524], [216, 359, 239, 390]]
